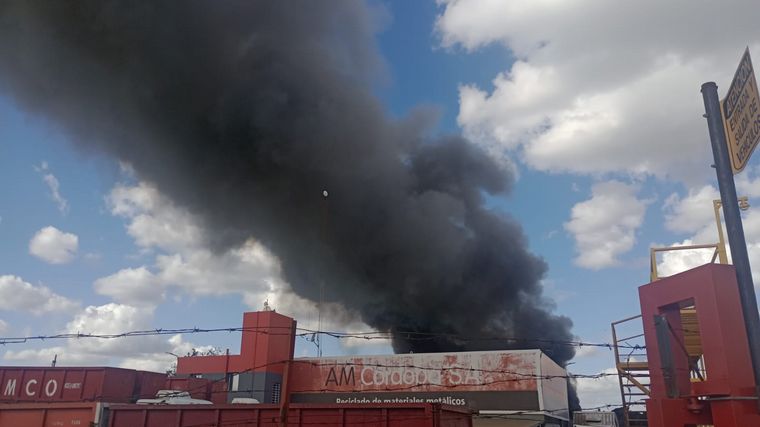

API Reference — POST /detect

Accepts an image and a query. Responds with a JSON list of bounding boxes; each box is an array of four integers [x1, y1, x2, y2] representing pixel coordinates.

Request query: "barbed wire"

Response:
[[0, 325, 644, 350]]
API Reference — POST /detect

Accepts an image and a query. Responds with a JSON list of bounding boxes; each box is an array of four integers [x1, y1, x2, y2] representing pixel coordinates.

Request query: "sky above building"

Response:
[[1, 0, 760, 409]]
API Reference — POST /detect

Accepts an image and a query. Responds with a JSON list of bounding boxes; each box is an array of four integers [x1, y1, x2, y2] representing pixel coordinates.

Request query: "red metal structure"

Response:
[[639, 263, 760, 426]]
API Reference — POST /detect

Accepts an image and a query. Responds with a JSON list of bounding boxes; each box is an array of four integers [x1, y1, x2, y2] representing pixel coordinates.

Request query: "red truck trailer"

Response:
[[0, 402, 104, 426], [107, 403, 473, 427], [0, 402, 471, 427]]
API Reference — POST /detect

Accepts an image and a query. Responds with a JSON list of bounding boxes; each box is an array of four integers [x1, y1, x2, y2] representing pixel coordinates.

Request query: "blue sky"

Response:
[[2, 0, 760, 409]]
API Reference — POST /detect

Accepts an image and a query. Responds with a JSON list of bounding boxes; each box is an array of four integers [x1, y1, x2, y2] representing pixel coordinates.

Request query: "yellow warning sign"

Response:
[[721, 48, 760, 174]]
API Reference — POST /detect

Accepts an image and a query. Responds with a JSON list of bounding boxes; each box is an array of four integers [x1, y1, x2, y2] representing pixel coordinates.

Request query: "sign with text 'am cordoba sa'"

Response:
[[721, 48, 760, 174]]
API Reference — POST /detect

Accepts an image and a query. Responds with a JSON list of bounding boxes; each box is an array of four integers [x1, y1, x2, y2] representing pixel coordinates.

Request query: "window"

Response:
[[271, 382, 281, 404]]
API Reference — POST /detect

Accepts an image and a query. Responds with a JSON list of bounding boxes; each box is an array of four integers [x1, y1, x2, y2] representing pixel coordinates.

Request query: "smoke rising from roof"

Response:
[[0, 1, 576, 406]]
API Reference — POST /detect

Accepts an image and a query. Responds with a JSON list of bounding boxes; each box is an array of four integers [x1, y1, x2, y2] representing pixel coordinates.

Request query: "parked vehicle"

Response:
[[573, 410, 619, 427], [136, 389, 213, 405]]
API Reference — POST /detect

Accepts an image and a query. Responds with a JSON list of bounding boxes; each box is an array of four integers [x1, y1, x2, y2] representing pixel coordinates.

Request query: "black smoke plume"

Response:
[[0, 1, 578, 409]]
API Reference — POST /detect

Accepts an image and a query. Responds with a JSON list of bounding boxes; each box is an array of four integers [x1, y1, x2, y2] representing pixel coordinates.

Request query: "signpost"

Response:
[[702, 48, 760, 408], [721, 49, 760, 173]]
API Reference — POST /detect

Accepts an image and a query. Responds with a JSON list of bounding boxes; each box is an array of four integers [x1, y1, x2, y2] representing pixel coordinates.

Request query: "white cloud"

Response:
[[29, 226, 79, 264], [656, 238, 717, 278], [0, 275, 78, 315], [656, 181, 760, 282], [102, 182, 380, 348], [657, 186, 724, 277], [94, 267, 162, 307], [575, 368, 631, 410], [108, 183, 202, 252], [573, 346, 598, 359], [736, 169, 760, 199], [3, 303, 222, 373], [4, 346, 90, 365], [4, 303, 175, 370], [436, 0, 760, 182], [35, 162, 68, 213], [62, 303, 166, 357], [664, 186, 720, 234], [105, 183, 285, 306], [565, 181, 647, 269]]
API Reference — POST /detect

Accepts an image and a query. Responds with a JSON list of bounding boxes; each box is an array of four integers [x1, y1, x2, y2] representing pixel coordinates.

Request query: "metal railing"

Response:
[[649, 243, 722, 282], [611, 315, 649, 427]]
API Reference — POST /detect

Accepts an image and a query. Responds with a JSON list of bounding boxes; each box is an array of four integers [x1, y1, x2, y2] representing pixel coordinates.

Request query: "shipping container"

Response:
[[0, 366, 166, 403], [107, 402, 473, 427], [0, 402, 104, 427]]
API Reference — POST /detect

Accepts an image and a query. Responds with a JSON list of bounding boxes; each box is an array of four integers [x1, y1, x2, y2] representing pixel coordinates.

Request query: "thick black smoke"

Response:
[[0, 1, 578, 409]]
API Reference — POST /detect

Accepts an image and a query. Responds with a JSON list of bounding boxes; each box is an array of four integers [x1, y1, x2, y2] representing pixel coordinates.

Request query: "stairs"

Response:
[[611, 315, 650, 427]]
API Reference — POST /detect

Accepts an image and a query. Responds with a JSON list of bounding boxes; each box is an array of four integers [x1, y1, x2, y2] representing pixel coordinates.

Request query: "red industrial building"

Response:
[[0, 309, 567, 427], [174, 309, 570, 427], [176, 310, 297, 405]]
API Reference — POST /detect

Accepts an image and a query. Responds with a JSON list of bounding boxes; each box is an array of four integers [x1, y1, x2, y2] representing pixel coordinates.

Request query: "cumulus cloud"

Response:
[[94, 267, 162, 307], [4, 346, 83, 365], [575, 367, 631, 410], [657, 211, 760, 280], [101, 182, 379, 349], [657, 183, 760, 281], [664, 185, 720, 234], [565, 181, 647, 269], [3, 303, 202, 371], [657, 186, 724, 277], [0, 275, 77, 315], [656, 238, 718, 278], [29, 226, 78, 264], [105, 183, 284, 305], [436, 0, 760, 182], [35, 161, 68, 213], [108, 183, 202, 253], [62, 303, 166, 357], [1, 301, 241, 373]]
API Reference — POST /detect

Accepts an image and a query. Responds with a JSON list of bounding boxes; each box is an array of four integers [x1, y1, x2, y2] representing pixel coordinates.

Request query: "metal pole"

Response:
[[702, 81, 760, 405]]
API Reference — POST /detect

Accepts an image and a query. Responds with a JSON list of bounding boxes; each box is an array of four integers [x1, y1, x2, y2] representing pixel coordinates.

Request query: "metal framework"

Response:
[[611, 315, 649, 427], [614, 220, 726, 426]]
